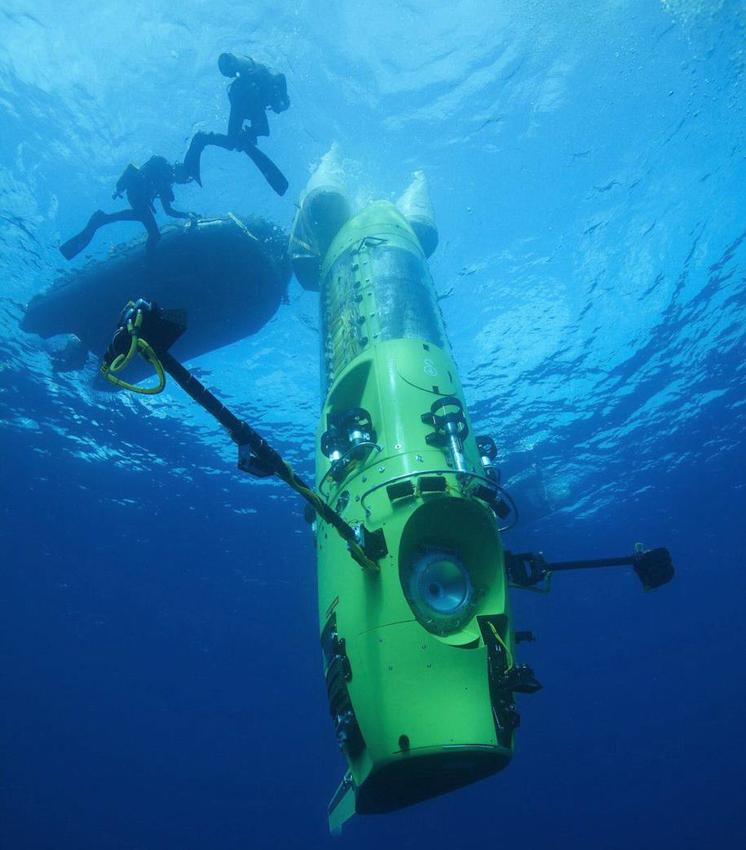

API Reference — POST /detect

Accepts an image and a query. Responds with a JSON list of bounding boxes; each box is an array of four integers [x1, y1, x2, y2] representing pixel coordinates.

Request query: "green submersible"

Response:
[[288, 158, 533, 829], [95, 148, 674, 833], [290, 153, 672, 831]]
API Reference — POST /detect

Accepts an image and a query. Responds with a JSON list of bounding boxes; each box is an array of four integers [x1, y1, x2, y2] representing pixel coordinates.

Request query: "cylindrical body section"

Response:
[[320, 203, 448, 393], [315, 203, 515, 824]]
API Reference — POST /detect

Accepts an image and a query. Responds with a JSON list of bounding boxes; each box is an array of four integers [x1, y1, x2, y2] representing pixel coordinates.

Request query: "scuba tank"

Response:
[[114, 163, 141, 199]]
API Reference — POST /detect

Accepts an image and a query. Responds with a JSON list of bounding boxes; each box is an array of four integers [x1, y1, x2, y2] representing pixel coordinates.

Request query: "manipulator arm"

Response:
[[506, 546, 674, 591]]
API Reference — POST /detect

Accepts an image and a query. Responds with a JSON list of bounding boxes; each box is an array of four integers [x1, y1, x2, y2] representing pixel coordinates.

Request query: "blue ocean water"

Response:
[[1, 0, 745, 847]]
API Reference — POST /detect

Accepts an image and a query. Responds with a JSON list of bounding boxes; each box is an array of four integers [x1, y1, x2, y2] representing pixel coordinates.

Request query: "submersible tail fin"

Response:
[[328, 773, 357, 835]]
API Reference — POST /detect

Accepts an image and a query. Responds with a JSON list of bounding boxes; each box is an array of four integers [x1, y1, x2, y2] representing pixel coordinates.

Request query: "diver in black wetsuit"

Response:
[[183, 53, 290, 196], [59, 156, 197, 260]]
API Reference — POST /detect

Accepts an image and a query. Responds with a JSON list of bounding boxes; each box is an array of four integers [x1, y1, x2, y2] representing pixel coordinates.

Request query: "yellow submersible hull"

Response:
[[314, 202, 529, 830]]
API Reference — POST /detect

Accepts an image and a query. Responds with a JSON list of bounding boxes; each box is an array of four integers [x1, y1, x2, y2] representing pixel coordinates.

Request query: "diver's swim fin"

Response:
[[59, 212, 103, 260], [242, 143, 289, 196], [183, 137, 204, 187]]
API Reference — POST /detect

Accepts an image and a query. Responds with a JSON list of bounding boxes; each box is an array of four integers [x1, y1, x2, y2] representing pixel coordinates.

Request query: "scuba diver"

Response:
[[183, 53, 290, 196], [59, 156, 198, 260]]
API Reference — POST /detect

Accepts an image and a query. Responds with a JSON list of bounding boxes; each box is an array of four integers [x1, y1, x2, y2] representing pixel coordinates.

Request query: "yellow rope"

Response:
[[488, 622, 514, 670], [101, 337, 166, 395]]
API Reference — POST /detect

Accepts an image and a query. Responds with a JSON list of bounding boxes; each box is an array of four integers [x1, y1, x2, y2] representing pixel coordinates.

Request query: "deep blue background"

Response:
[[2, 1, 745, 848]]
